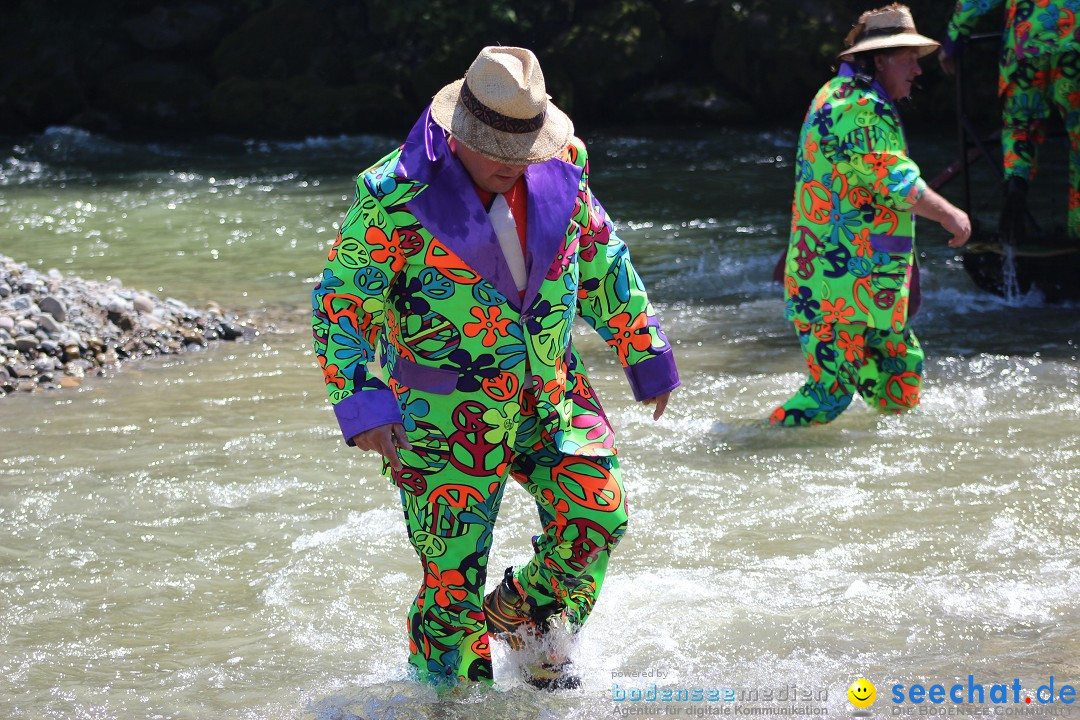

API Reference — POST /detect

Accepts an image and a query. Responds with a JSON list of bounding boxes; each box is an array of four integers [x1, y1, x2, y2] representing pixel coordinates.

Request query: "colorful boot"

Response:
[[483, 567, 535, 651], [483, 567, 580, 690]]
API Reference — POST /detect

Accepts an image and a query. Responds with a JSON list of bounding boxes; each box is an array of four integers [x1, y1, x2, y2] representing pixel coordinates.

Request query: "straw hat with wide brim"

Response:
[[838, 3, 940, 60], [431, 46, 574, 166]]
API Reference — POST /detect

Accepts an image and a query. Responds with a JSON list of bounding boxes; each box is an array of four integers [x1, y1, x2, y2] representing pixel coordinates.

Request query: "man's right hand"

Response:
[[350, 423, 412, 472], [912, 186, 971, 247], [942, 206, 972, 247]]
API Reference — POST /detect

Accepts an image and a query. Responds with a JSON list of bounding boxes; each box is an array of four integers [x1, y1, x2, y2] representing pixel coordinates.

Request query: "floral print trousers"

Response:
[[771, 321, 925, 426], [1002, 50, 1080, 238], [396, 389, 627, 686]]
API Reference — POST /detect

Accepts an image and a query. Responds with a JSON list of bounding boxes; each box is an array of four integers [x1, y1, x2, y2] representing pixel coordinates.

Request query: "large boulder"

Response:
[[212, 0, 339, 82], [546, 1, 667, 120], [207, 76, 408, 136], [96, 61, 212, 126], [121, 4, 224, 53]]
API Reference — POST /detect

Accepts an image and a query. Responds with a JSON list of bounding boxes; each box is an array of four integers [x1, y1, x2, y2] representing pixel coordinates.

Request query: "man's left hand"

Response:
[[643, 391, 672, 421]]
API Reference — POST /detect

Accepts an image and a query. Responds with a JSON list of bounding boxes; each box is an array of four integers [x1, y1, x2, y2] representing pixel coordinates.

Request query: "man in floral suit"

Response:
[[941, 0, 1080, 242], [311, 46, 678, 688], [772, 4, 971, 427]]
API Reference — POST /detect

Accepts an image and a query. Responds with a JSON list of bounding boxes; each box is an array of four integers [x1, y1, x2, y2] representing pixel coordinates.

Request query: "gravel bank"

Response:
[[0, 254, 255, 395]]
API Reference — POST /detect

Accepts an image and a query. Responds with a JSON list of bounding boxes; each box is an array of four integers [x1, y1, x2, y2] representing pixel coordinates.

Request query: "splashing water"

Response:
[[1, 127, 1078, 720]]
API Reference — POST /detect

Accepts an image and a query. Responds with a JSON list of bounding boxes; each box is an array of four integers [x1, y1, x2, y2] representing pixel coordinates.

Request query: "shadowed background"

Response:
[[0, 0, 1003, 139]]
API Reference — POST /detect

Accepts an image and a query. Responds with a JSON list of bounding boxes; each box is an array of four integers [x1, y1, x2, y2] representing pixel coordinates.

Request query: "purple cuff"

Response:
[[333, 389, 402, 445], [943, 36, 964, 61], [624, 348, 680, 402]]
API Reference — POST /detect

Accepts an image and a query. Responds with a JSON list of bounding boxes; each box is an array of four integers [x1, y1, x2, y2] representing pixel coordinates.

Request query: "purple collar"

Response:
[[397, 107, 581, 310], [837, 61, 894, 103], [836, 61, 908, 149]]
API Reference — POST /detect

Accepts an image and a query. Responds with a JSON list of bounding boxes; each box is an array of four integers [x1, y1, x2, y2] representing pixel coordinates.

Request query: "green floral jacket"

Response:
[[312, 108, 679, 470], [783, 63, 926, 332]]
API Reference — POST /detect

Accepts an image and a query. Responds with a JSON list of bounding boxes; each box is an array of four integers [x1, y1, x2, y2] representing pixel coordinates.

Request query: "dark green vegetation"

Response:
[[0, 0, 1001, 137]]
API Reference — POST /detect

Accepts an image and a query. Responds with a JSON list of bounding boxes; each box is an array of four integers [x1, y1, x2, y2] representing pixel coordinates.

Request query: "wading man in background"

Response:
[[940, 0, 1080, 244], [772, 4, 971, 427], [311, 46, 678, 688]]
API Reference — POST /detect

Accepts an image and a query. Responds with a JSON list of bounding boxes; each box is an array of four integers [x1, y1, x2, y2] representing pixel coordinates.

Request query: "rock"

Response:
[[207, 76, 409, 136], [0, 316, 13, 332], [12, 363, 35, 378], [58, 376, 81, 389], [34, 313, 62, 335], [65, 360, 91, 377], [106, 295, 134, 314], [14, 335, 40, 353], [33, 356, 58, 373], [39, 340, 60, 356], [16, 379, 36, 392], [121, 5, 223, 52], [220, 322, 243, 340], [38, 295, 67, 321], [133, 293, 156, 314], [46, 269, 63, 292], [107, 310, 135, 332], [58, 330, 81, 348], [212, 0, 329, 81], [97, 62, 212, 126], [0, 282, 11, 298]]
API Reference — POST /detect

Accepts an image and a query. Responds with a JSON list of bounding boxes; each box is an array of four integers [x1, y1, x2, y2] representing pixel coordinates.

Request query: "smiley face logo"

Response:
[[848, 678, 876, 708]]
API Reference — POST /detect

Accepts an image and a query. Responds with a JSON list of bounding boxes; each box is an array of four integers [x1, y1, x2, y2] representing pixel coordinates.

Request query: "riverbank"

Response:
[[0, 2, 991, 138], [0, 254, 255, 395]]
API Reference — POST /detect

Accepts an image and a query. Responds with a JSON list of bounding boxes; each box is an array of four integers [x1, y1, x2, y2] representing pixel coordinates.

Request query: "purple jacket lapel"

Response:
[[397, 107, 583, 311], [398, 108, 520, 306], [523, 158, 582, 309]]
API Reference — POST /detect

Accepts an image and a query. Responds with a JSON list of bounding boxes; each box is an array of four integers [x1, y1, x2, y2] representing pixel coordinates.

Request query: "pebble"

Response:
[[0, 253, 254, 396], [133, 293, 156, 314], [35, 314, 63, 335], [15, 335, 40, 353], [39, 296, 67, 321]]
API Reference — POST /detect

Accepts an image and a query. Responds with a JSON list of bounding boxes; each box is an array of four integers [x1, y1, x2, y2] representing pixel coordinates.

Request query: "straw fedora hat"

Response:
[[838, 3, 940, 60], [431, 46, 574, 165]]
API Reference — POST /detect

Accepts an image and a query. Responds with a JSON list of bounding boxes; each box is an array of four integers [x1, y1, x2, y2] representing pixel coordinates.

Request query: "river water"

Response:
[[1, 126, 1078, 720]]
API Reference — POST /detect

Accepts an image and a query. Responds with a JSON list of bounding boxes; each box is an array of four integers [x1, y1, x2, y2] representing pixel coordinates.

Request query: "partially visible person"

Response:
[[772, 3, 971, 427], [941, 0, 1080, 243]]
